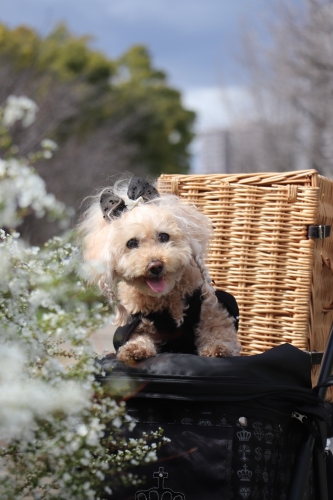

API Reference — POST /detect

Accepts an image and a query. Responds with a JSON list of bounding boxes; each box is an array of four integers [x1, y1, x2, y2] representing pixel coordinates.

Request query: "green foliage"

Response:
[[0, 23, 195, 178], [114, 45, 195, 174], [0, 23, 114, 84]]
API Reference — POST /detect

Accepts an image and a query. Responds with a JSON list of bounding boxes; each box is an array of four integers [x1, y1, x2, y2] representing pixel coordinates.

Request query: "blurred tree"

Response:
[[228, 0, 333, 178], [0, 24, 195, 242], [114, 46, 195, 176]]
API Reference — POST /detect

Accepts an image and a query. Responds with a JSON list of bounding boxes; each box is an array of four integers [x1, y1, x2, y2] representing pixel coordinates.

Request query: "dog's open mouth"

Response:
[[145, 277, 167, 293]]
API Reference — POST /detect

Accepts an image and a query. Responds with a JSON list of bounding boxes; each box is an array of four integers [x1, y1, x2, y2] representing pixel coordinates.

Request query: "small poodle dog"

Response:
[[79, 176, 240, 362]]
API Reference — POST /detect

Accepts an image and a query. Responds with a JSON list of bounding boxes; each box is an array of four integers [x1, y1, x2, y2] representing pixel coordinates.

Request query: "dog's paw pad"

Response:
[[200, 344, 234, 358]]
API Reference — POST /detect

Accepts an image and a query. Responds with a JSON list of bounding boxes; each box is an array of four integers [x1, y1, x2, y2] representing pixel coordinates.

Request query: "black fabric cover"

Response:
[[111, 400, 312, 500], [97, 344, 330, 421], [113, 287, 239, 354], [96, 346, 332, 499]]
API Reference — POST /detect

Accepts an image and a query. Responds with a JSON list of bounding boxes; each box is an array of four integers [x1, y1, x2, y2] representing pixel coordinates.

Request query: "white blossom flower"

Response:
[[41, 138, 58, 151], [144, 451, 157, 462], [0, 159, 6, 176], [95, 470, 104, 480], [112, 416, 122, 428], [0, 154, 70, 227], [43, 149, 53, 159], [2, 95, 39, 128], [77, 424, 89, 437], [0, 345, 91, 441]]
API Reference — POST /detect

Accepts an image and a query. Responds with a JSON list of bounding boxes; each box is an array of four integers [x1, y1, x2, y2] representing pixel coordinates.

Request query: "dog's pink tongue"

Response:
[[146, 277, 167, 293]]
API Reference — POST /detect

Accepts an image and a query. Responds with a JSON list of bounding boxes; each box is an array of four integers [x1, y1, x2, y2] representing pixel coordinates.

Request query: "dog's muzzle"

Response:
[[147, 259, 164, 276], [146, 260, 167, 293]]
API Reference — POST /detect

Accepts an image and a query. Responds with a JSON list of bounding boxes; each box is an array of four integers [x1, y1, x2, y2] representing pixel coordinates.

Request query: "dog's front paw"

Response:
[[117, 339, 157, 362], [199, 343, 235, 358]]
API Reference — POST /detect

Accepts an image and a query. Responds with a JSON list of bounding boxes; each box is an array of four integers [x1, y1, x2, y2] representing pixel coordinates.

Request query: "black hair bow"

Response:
[[100, 176, 159, 222]]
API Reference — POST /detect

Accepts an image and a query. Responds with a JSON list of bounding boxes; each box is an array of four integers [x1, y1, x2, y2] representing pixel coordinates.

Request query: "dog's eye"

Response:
[[126, 238, 139, 249], [158, 233, 170, 243]]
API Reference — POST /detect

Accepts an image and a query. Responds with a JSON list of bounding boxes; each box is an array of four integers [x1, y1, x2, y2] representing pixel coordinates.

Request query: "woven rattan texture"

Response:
[[158, 170, 333, 362]]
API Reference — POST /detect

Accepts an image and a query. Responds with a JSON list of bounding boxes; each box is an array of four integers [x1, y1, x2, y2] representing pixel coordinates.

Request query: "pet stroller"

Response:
[[96, 170, 333, 499], [96, 324, 333, 500]]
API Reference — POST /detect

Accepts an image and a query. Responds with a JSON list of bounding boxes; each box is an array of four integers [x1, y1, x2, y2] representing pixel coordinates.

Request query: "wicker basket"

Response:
[[158, 170, 333, 385]]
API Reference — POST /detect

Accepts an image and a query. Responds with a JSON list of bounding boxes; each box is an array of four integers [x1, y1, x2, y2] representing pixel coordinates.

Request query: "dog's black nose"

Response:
[[147, 260, 164, 275]]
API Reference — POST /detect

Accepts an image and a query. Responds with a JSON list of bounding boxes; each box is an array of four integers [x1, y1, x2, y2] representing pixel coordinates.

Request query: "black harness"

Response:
[[113, 287, 239, 355]]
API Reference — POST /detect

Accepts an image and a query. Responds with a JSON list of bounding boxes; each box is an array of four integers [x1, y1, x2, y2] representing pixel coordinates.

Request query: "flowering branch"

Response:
[[0, 97, 166, 500]]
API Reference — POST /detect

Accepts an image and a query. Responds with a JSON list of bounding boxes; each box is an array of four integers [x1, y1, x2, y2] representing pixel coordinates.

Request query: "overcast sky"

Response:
[[0, 0, 279, 131], [0, 0, 270, 88], [1, 0, 305, 173]]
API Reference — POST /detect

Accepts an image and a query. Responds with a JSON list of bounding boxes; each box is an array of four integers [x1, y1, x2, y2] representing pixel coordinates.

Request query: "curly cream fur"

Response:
[[78, 177, 240, 362]]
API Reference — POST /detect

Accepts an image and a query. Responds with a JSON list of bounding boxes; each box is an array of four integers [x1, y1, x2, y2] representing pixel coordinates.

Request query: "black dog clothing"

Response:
[[113, 287, 239, 355]]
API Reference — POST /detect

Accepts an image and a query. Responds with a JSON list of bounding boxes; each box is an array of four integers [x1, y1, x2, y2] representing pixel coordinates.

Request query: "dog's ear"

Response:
[[100, 189, 126, 222]]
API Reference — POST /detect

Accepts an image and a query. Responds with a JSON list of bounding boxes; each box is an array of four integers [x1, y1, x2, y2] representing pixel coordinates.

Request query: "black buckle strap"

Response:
[[306, 351, 324, 366], [308, 225, 331, 239]]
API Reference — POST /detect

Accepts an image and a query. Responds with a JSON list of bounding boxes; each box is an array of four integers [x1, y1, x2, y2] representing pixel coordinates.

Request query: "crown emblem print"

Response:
[[237, 464, 253, 481], [135, 467, 186, 500], [237, 428, 251, 441]]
